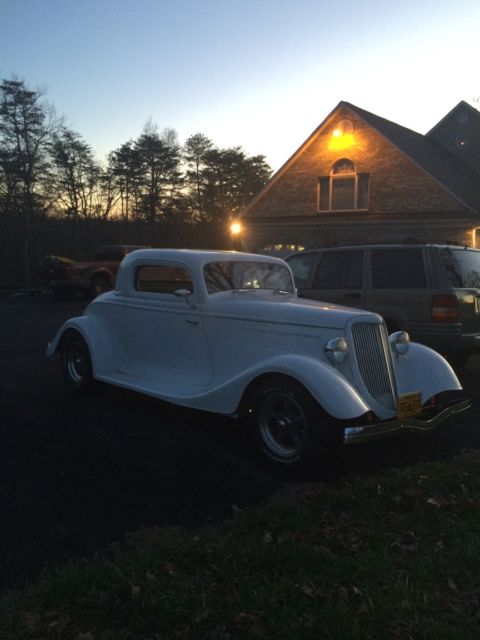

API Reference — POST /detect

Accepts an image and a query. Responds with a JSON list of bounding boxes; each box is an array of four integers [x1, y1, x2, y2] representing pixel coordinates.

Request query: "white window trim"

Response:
[[317, 160, 369, 213]]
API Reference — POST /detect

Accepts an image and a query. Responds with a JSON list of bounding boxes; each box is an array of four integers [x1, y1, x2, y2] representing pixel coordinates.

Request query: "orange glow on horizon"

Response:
[[230, 221, 242, 235]]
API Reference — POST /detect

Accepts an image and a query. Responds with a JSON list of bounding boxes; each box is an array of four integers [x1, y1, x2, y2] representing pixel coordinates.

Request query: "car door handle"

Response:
[[185, 319, 200, 326]]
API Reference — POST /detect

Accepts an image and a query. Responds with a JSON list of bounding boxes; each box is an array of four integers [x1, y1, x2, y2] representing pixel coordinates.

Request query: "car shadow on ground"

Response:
[[2, 381, 479, 591]]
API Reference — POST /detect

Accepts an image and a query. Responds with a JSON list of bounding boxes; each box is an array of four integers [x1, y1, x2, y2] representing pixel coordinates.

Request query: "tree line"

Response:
[[0, 78, 272, 287]]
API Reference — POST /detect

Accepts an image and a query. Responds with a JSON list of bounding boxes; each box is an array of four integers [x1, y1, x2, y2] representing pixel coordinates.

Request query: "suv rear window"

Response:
[[440, 248, 480, 288], [371, 248, 427, 289]]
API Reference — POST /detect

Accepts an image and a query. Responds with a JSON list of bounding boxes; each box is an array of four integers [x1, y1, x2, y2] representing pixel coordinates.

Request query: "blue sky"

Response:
[[1, 0, 479, 170]]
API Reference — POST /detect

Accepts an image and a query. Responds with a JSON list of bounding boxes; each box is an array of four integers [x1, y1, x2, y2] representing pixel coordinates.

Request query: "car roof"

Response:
[[115, 249, 289, 291], [122, 248, 287, 265], [286, 244, 480, 256]]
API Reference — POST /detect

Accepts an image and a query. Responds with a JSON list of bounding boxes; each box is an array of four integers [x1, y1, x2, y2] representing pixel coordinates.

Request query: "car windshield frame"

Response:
[[203, 260, 295, 294]]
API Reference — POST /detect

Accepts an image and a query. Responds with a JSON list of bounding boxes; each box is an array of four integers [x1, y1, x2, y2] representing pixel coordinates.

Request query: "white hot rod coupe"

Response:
[[47, 249, 470, 467]]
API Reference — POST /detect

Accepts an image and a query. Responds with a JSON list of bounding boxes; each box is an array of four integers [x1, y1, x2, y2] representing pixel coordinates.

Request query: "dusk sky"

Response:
[[1, 0, 479, 171]]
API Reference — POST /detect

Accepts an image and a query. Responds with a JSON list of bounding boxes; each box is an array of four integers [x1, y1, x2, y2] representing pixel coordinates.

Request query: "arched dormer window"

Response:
[[318, 158, 369, 212]]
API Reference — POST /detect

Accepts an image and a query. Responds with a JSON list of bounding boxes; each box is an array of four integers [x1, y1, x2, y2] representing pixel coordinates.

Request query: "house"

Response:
[[240, 101, 480, 254]]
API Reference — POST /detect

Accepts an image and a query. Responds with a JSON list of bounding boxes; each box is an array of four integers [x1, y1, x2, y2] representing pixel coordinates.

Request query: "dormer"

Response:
[[427, 101, 480, 175]]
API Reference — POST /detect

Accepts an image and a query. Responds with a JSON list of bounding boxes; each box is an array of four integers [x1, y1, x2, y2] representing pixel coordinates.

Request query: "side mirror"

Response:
[[174, 288, 192, 298], [174, 288, 196, 309]]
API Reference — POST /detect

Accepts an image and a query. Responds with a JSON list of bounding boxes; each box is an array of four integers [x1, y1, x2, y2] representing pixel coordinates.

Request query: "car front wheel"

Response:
[[250, 376, 340, 468], [61, 330, 94, 392]]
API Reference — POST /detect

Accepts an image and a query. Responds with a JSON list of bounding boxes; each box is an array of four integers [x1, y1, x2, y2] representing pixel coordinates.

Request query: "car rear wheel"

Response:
[[61, 330, 94, 392], [250, 376, 339, 468], [88, 275, 110, 299]]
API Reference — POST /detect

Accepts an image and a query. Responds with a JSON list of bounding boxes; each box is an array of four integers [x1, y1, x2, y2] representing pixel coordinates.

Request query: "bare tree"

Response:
[[51, 126, 116, 253], [183, 133, 214, 222], [0, 77, 60, 284]]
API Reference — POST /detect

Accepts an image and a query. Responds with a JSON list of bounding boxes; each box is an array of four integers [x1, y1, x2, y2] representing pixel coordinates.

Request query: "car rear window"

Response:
[[135, 265, 194, 294], [440, 248, 480, 288], [371, 248, 427, 289]]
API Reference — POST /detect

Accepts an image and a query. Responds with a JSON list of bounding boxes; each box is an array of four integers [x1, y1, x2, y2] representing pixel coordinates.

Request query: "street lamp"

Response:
[[229, 220, 243, 250], [230, 221, 242, 236]]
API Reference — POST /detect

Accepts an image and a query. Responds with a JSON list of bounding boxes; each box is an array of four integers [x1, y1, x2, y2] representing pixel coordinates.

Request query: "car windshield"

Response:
[[204, 260, 294, 294], [440, 248, 480, 288]]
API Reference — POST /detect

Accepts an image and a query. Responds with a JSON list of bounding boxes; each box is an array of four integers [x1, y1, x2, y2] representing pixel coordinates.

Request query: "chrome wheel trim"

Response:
[[258, 391, 307, 458], [66, 343, 87, 382]]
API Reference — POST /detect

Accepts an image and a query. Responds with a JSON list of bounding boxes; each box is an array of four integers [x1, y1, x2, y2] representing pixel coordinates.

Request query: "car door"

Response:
[[123, 261, 213, 387], [302, 249, 365, 309]]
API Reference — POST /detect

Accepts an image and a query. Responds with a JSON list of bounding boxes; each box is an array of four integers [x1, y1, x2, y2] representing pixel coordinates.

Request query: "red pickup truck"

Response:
[[37, 245, 147, 300]]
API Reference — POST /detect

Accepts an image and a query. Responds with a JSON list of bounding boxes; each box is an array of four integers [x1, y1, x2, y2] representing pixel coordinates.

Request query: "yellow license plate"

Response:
[[397, 392, 422, 419]]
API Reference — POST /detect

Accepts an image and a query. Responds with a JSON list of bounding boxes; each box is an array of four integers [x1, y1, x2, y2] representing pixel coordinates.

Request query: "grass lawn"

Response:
[[2, 451, 480, 639]]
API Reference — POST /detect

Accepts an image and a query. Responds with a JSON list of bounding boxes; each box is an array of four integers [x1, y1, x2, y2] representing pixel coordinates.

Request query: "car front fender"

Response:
[[190, 354, 371, 419], [248, 354, 371, 419], [392, 342, 462, 400]]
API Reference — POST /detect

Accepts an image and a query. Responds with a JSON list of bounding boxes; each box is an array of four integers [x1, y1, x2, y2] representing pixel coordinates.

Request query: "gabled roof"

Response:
[[345, 101, 480, 214], [427, 100, 480, 136], [243, 101, 480, 217]]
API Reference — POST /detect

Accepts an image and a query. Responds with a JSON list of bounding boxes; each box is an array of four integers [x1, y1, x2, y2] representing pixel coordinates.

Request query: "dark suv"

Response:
[[286, 244, 480, 360]]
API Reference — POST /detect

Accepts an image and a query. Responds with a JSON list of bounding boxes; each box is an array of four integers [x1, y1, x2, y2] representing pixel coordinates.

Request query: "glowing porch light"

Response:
[[230, 221, 242, 235], [329, 119, 355, 150]]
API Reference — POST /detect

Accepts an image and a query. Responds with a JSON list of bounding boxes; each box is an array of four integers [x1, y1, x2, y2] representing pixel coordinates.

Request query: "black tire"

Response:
[[88, 275, 110, 299], [60, 330, 94, 392], [249, 375, 340, 468]]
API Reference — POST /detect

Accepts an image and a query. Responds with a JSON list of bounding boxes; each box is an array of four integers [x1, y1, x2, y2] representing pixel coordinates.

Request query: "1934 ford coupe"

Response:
[[47, 249, 470, 467]]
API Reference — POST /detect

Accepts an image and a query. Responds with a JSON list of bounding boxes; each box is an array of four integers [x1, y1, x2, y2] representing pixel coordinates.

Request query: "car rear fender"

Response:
[[238, 354, 370, 419], [46, 315, 126, 376]]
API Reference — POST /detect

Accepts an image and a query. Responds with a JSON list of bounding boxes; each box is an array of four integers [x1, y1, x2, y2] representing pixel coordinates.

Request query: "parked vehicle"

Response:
[[37, 245, 147, 300], [286, 244, 480, 362], [47, 249, 469, 468]]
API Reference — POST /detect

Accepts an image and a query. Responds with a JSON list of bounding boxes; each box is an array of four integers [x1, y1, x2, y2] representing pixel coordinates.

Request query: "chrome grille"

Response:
[[351, 322, 396, 411]]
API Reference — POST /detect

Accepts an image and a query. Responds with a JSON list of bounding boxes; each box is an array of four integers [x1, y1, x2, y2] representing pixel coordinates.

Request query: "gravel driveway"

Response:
[[1, 293, 479, 589]]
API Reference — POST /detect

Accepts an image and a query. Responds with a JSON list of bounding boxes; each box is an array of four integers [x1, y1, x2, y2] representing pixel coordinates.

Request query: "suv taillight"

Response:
[[431, 295, 459, 322]]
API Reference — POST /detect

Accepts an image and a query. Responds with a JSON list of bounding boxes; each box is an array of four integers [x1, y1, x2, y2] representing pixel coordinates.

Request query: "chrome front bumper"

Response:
[[343, 398, 471, 444]]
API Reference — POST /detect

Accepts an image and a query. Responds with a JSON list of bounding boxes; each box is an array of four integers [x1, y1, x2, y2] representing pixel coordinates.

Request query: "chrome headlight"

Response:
[[389, 331, 410, 356], [325, 337, 348, 365]]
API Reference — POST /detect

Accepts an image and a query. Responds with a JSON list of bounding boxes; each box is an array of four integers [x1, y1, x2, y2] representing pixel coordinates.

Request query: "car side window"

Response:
[[286, 253, 316, 288], [312, 251, 363, 289], [440, 248, 480, 288], [371, 249, 427, 288], [135, 265, 194, 294]]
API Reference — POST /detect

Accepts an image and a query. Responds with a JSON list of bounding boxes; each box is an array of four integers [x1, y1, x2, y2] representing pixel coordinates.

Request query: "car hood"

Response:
[[206, 291, 380, 330]]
